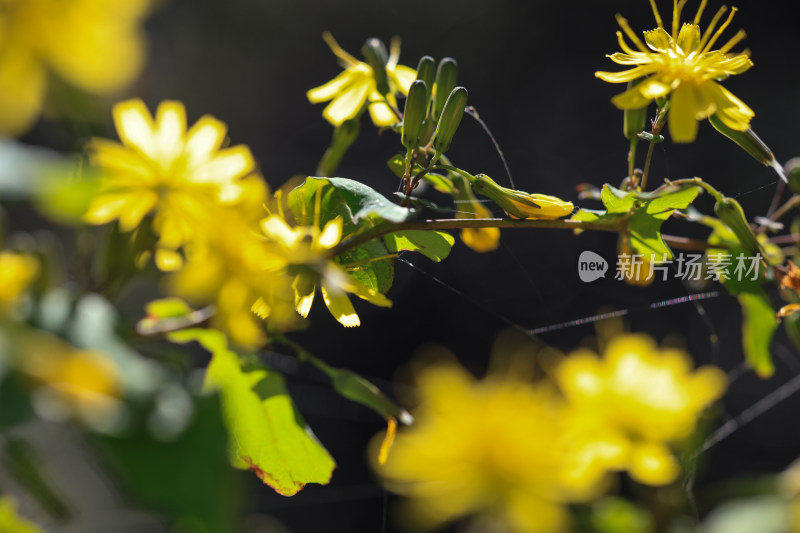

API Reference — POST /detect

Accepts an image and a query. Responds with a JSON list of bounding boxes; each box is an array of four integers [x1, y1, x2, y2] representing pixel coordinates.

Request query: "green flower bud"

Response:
[[415, 56, 436, 107], [362, 38, 390, 96], [785, 158, 800, 195], [624, 79, 648, 140], [471, 173, 574, 220], [708, 113, 786, 182], [402, 81, 428, 149], [432, 87, 467, 154], [433, 58, 458, 121], [713, 196, 762, 257]]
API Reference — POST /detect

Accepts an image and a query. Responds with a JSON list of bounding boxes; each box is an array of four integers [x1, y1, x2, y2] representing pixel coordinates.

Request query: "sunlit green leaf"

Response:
[[387, 154, 456, 194], [738, 291, 777, 378], [384, 230, 455, 262], [168, 329, 335, 496], [0, 496, 45, 533]]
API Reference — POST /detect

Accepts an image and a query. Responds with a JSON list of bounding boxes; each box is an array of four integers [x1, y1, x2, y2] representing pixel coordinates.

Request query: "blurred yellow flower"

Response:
[[0, 251, 38, 308], [0, 0, 150, 135], [376, 362, 571, 533], [555, 334, 726, 489], [596, 0, 754, 142], [18, 334, 121, 425], [84, 98, 256, 271], [259, 215, 391, 327], [307, 32, 416, 127]]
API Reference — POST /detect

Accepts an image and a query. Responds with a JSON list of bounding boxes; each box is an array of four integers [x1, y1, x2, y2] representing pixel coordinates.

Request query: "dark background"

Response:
[[18, 0, 800, 530]]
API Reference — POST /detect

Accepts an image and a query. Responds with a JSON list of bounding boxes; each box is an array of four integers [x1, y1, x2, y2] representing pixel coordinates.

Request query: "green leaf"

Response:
[[288, 177, 400, 293], [169, 329, 335, 496], [0, 497, 45, 533], [702, 496, 790, 533], [96, 394, 242, 533], [627, 185, 700, 258], [384, 230, 455, 262], [591, 497, 653, 533], [387, 154, 456, 194], [738, 290, 777, 378], [331, 369, 412, 424]]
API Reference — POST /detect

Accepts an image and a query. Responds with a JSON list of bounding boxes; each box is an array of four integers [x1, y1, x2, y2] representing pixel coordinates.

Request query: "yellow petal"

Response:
[[153, 100, 187, 166], [610, 77, 670, 109], [317, 218, 343, 249], [701, 81, 753, 131], [335, 270, 392, 308], [184, 115, 227, 167], [251, 297, 271, 319], [668, 83, 699, 143], [322, 81, 370, 126], [390, 64, 417, 94], [368, 91, 398, 127], [293, 274, 316, 318], [260, 216, 300, 247], [118, 190, 158, 231], [307, 68, 358, 103], [88, 139, 152, 181], [596, 64, 660, 84], [83, 194, 133, 225], [191, 145, 255, 184], [320, 282, 360, 327], [113, 99, 156, 156], [677, 23, 701, 53], [628, 442, 679, 486], [155, 248, 184, 272], [644, 28, 672, 52]]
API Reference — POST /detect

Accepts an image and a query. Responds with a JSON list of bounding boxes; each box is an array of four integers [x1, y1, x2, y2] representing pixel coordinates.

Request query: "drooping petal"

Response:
[[610, 77, 670, 109], [317, 218, 343, 249], [113, 99, 156, 157], [307, 68, 358, 103], [390, 65, 417, 94], [322, 81, 371, 126], [701, 80, 753, 130], [628, 442, 680, 486], [607, 52, 653, 65], [292, 273, 316, 318], [667, 83, 699, 143], [83, 193, 132, 225], [595, 64, 661, 84], [334, 269, 392, 308], [117, 189, 158, 231], [320, 282, 360, 327], [368, 94, 398, 127]]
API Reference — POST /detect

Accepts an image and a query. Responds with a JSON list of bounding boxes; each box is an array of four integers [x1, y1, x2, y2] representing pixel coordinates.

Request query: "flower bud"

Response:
[[433, 58, 458, 121], [432, 87, 467, 154], [708, 113, 786, 182], [402, 81, 428, 149], [415, 56, 436, 107], [362, 38, 390, 96], [470, 173, 574, 220], [786, 157, 800, 195]]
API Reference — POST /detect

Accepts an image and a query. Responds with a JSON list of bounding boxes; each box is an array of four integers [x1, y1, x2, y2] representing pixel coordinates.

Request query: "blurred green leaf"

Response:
[[33, 168, 101, 225], [169, 329, 335, 496], [0, 372, 34, 430], [0, 496, 45, 533], [702, 496, 790, 533], [331, 369, 411, 424], [384, 230, 454, 262], [738, 291, 777, 378], [96, 394, 240, 533], [591, 497, 653, 533]]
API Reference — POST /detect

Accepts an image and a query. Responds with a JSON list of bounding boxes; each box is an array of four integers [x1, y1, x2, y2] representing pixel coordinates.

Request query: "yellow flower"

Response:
[[84, 99, 256, 271], [375, 362, 571, 533], [596, 0, 754, 142], [0, 0, 150, 135], [0, 251, 39, 308], [454, 175, 500, 253], [259, 215, 391, 327], [471, 173, 574, 220], [555, 334, 726, 489], [307, 32, 416, 127], [18, 334, 121, 425]]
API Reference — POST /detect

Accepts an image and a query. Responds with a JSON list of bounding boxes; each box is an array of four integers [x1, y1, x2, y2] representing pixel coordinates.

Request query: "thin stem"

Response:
[[641, 141, 656, 192], [640, 103, 669, 192], [768, 194, 800, 224]]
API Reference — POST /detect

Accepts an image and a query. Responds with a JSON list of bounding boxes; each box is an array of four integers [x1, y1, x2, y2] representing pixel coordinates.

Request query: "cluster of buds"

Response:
[[400, 56, 468, 195]]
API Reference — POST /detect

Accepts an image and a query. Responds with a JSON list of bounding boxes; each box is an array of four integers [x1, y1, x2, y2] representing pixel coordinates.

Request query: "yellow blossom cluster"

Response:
[[0, 251, 39, 309], [84, 99, 393, 346], [0, 0, 150, 135], [376, 333, 726, 532]]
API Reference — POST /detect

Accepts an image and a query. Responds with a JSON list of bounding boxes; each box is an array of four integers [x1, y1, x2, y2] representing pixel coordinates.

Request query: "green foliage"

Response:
[[96, 395, 241, 533], [590, 497, 653, 533], [169, 329, 335, 496], [572, 184, 700, 258], [387, 154, 456, 194], [288, 176, 413, 293], [384, 230, 455, 262]]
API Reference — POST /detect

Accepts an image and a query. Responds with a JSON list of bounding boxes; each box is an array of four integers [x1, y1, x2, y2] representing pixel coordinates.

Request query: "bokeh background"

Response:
[[8, 0, 800, 531]]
